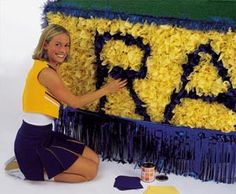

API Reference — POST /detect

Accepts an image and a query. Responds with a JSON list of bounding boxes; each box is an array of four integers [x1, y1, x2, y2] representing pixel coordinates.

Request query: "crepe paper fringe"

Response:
[[54, 106, 236, 184], [43, 1, 235, 32]]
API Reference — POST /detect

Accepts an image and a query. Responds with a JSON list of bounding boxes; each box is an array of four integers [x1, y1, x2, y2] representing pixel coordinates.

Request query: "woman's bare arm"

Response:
[[38, 67, 127, 108]]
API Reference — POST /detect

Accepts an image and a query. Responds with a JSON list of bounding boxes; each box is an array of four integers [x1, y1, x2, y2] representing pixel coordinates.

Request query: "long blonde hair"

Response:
[[32, 24, 70, 61]]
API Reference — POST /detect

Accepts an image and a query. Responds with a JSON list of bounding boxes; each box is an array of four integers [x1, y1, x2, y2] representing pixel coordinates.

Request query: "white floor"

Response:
[[0, 1, 236, 194]]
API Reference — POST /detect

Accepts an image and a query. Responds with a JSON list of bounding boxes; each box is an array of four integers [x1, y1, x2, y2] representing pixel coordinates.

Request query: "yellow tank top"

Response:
[[22, 60, 60, 118]]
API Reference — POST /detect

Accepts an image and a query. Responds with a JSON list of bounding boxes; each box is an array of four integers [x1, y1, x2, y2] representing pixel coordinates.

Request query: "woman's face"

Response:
[[44, 33, 70, 65]]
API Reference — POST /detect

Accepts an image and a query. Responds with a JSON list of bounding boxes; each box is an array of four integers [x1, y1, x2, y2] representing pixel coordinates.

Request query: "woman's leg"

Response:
[[54, 155, 98, 183], [53, 172, 87, 183], [82, 146, 100, 164], [66, 140, 100, 164]]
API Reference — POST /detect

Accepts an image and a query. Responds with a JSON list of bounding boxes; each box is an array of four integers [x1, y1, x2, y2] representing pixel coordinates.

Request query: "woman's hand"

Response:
[[103, 79, 127, 94]]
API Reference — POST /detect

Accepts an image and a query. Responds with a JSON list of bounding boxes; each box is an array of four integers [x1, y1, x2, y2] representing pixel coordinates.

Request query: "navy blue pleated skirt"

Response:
[[14, 121, 85, 181]]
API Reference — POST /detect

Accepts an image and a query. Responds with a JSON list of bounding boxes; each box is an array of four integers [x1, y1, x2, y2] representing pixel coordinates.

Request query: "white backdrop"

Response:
[[0, 0, 46, 130], [0, 1, 236, 194]]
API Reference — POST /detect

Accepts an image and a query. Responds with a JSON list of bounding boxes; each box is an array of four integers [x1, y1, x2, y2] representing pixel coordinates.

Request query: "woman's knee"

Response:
[[65, 156, 99, 181], [82, 146, 100, 164], [86, 162, 98, 180], [92, 153, 100, 165]]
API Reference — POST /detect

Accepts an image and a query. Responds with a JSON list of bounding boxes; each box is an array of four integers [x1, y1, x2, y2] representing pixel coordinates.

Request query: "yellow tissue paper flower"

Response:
[[101, 40, 143, 71], [186, 53, 229, 96]]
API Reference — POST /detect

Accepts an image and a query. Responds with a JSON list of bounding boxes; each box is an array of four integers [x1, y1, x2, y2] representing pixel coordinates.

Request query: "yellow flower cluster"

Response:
[[171, 99, 236, 131], [185, 53, 230, 96], [101, 40, 144, 71], [47, 12, 236, 132]]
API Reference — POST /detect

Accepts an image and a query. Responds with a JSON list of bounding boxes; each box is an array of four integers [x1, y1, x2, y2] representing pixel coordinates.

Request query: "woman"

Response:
[[14, 24, 127, 183]]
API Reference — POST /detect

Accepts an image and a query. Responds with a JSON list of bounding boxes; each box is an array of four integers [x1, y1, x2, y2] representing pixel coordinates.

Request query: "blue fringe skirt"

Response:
[[14, 121, 85, 181]]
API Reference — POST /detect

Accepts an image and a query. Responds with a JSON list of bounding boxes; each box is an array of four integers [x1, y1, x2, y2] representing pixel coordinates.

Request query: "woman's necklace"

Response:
[[48, 64, 58, 71]]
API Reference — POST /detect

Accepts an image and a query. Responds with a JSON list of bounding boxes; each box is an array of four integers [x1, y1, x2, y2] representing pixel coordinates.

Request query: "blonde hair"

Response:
[[32, 24, 70, 61]]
